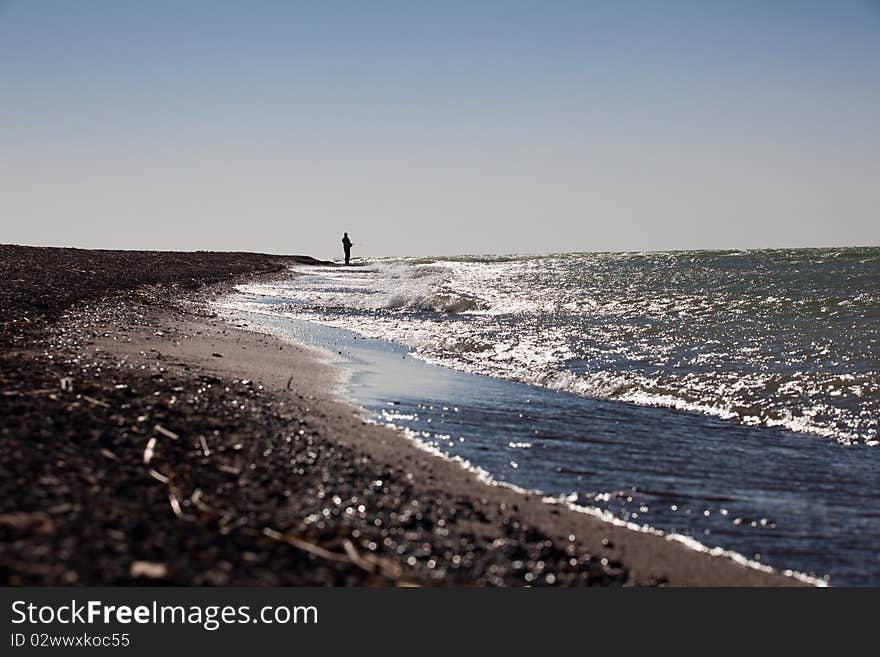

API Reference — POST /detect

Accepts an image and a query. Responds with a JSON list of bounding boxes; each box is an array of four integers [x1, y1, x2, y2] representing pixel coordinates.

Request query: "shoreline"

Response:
[[215, 303, 823, 587], [0, 245, 811, 586]]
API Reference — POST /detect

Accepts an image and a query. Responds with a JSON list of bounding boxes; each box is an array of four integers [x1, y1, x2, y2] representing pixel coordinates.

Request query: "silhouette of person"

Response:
[[342, 232, 353, 265]]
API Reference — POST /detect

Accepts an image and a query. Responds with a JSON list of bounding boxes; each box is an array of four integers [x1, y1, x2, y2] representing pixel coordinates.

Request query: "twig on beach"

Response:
[[2, 388, 57, 397], [198, 435, 211, 457], [262, 527, 349, 563], [1, 317, 32, 326], [168, 491, 183, 518], [262, 527, 407, 582], [154, 424, 179, 440], [190, 488, 213, 513], [130, 561, 168, 580], [147, 468, 169, 484], [342, 539, 403, 579], [143, 437, 157, 464], [342, 538, 377, 573], [286, 376, 293, 390], [81, 394, 110, 408]]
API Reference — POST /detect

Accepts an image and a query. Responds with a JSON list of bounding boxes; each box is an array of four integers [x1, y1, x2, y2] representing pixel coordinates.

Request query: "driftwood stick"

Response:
[[82, 394, 110, 408], [262, 527, 350, 563], [143, 437, 157, 464], [154, 424, 179, 440]]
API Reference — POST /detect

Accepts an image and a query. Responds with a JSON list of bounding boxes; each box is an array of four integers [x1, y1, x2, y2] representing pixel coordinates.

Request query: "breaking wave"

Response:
[[223, 248, 880, 445]]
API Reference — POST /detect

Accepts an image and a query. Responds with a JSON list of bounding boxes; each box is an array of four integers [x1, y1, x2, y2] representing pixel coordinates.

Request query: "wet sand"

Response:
[[0, 245, 808, 586]]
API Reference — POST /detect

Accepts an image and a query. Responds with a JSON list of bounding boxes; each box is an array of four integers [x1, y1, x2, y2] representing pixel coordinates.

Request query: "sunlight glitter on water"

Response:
[[227, 247, 880, 445]]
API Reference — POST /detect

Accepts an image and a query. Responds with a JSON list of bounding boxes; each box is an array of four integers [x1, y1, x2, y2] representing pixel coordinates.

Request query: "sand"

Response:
[[0, 245, 809, 586]]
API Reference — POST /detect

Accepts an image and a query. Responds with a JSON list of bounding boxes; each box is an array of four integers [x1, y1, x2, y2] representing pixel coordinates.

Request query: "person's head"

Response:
[[344, 232, 348, 237]]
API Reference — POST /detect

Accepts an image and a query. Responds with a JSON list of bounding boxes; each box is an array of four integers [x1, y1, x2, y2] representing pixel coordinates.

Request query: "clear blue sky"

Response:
[[1, 0, 878, 258]]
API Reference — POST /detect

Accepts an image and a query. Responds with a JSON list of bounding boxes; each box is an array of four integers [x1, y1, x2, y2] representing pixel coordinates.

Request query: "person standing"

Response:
[[341, 232, 353, 265]]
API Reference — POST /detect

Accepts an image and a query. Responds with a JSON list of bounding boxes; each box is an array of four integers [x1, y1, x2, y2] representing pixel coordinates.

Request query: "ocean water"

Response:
[[220, 247, 880, 584]]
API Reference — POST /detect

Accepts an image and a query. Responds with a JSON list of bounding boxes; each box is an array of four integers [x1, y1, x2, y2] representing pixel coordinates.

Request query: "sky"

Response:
[[1, 1, 878, 259]]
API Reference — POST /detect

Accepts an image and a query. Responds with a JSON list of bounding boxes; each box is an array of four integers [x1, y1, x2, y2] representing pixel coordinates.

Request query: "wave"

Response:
[[378, 291, 482, 314], [399, 253, 551, 265], [244, 261, 487, 315], [226, 248, 880, 445]]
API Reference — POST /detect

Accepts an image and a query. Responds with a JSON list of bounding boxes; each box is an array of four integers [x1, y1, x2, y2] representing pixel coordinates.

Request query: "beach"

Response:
[[0, 245, 807, 586]]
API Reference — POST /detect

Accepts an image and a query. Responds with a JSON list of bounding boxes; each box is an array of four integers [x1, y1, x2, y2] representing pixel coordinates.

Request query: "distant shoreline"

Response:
[[0, 245, 810, 586]]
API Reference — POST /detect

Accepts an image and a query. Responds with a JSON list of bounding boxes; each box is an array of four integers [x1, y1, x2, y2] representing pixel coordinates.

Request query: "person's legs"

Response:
[[344, 249, 350, 265]]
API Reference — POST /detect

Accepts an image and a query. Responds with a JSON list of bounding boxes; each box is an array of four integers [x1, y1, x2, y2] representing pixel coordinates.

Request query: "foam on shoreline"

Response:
[[212, 298, 822, 587]]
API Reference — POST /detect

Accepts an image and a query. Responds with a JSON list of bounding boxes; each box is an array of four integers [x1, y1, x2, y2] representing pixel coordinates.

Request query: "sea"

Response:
[[219, 247, 880, 585]]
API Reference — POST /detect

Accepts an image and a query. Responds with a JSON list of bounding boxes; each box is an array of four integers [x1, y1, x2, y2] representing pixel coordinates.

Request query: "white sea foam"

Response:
[[222, 248, 880, 446]]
